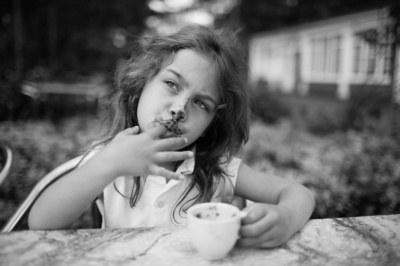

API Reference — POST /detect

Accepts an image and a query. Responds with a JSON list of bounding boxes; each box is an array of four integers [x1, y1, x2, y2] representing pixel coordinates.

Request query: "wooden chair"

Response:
[[1, 155, 101, 232]]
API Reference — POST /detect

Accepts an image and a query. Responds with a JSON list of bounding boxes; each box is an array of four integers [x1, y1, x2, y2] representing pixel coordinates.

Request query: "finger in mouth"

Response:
[[158, 120, 187, 137]]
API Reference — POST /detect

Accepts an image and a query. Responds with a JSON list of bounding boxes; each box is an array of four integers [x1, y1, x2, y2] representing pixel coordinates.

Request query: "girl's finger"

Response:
[[152, 151, 194, 163], [148, 165, 185, 181], [241, 203, 268, 225], [123, 126, 140, 135], [156, 137, 188, 151], [146, 125, 167, 139], [239, 212, 274, 238], [236, 226, 279, 248]]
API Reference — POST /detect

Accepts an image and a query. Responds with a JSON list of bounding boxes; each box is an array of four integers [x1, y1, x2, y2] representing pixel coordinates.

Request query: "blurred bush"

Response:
[[2, 114, 399, 230], [305, 109, 344, 136], [338, 135, 400, 216], [250, 83, 396, 137], [300, 84, 395, 136], [0, 78, 108, 123], [244, 120, 400, 219], [342, 85, 392, 133], [0, 83, 34, 121], [0, 115, 101, 229], [250, 80, 290, 124]]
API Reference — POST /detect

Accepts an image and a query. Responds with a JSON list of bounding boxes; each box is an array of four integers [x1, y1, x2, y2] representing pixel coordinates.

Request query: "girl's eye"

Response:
[[165, 81, 178, 91], [195, 100, 208, 110]]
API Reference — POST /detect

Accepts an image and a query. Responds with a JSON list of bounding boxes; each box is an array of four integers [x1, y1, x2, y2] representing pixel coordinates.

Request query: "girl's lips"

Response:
[[162, 129, 180, 138], [154, 119, 188, 138], [153, 112, 188, 138]]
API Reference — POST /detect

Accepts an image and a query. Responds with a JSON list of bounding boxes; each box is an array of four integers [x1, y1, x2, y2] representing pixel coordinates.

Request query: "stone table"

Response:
[[0, 215, 399, 266]]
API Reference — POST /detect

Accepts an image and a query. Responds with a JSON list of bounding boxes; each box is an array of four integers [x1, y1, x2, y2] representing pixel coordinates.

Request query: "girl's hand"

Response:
[[94, 125, 193, 180], [237, 203, 293, 248]]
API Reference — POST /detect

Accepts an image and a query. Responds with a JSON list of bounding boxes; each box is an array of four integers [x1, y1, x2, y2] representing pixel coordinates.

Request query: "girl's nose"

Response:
[[170, 97, 188, 122], [170, 105, 186, 122]]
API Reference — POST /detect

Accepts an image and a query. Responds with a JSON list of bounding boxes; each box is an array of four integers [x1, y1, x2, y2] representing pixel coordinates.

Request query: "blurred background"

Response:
[[1, 0, 400, 229]]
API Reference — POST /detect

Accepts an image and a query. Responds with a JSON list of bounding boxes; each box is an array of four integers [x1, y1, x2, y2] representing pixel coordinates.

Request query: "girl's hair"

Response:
[[90, 24, 250, 219]]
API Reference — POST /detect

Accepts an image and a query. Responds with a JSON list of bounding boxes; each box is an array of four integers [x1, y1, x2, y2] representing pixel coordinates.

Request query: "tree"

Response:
[[239, 0, 389, 35], [1, 0, 150, 83], [355, 2, 400, 136]]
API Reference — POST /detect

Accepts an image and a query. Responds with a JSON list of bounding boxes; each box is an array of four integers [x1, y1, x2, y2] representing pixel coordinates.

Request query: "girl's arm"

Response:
[[28, 126, 193, 230], [234, 162, 315, 248], [28, 154, 119, 230]]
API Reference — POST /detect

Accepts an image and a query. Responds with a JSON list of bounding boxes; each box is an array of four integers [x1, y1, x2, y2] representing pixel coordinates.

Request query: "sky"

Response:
[[146, 0, 239, 32]]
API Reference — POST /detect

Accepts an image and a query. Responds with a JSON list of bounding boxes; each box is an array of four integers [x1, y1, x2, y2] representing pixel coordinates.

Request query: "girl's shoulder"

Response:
[[211, 156, 242, 203], [219, 154, 242, 170], [217, 155, 242, 181]]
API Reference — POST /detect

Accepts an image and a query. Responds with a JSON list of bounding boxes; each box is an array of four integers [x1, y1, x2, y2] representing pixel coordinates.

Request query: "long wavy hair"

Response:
[[89, 24, 250, 218]]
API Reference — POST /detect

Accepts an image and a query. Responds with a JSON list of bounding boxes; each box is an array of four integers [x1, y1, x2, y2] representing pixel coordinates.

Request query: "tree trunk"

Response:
[[48, 5, 58, 76], [13, 0, 23, 83]]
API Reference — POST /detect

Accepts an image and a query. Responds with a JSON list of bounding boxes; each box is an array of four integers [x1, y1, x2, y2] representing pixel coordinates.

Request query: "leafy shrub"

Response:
[[2, 116, 399, 230], [250, 81, 290, 124], [244, 121, 400, 219], [342, 85, 392, 133], [306, 109, 343, 136], [338, 136, 400, 216], [0, 84, 35, 121], [0, 115, 100, 229]]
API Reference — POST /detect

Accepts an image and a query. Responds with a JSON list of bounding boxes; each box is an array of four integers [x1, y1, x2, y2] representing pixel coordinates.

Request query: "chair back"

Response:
[[2, 155, 84, 232], [0, 144, 12, 187]]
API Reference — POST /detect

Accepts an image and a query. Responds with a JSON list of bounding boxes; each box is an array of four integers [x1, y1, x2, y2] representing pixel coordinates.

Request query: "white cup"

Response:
[[187, 202, 245, 260]]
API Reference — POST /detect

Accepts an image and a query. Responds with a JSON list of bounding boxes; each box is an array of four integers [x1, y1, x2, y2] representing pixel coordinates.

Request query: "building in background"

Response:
[[248, 8, 400, 101]]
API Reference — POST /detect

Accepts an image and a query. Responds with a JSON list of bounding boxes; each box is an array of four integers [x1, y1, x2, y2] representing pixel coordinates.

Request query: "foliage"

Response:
[[239, 0, 391, 34], [1, 0, 150, 82], [0, 84, 33, 121], [338, 135, 400, 216], [305, 109, 344, 136], [267, 85, 393, 136], [0, 79, 105, 122], [342, 85, 392, 133], [0, 115, 101, 229], [1, 115, 399, 230], [250, 81, 290, 124], [244, 120, 400, 219]]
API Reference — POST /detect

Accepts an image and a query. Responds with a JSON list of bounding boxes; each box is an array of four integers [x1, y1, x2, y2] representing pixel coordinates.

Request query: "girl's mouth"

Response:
[[153, 112, 188, 138], [160, 120, 186, 135], [154, 119, 188, 138]]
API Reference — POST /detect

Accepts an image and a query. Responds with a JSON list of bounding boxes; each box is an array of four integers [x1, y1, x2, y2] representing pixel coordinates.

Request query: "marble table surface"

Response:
[[1, 215, 399, 266]]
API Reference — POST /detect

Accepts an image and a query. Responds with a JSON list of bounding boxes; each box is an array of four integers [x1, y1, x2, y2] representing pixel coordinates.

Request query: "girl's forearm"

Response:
[[278, 184, 315, 234], [28, 156, 117, 230]]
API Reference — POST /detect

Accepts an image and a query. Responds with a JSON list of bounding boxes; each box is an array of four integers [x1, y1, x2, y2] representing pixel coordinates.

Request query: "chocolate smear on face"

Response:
[[156, 111, 187, 138]]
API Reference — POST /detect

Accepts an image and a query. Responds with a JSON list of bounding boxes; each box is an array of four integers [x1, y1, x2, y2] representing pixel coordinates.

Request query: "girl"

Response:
[[29, 24, 315, 248]]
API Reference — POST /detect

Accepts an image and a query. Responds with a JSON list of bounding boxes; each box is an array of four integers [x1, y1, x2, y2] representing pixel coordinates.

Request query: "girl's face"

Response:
[[137, 49, 220, 146]]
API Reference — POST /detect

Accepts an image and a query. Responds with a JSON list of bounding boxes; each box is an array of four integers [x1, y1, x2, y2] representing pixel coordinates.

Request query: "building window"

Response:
[[353, 38, 361, 74], [311, 35, 341, 75], [353, 30, 391, 77], [383, 44, 391, 75], [367, 44, 376, 75]]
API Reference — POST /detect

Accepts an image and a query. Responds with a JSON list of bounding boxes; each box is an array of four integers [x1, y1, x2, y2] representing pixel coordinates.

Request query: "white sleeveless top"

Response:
[[82, 149, 242, 228]]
